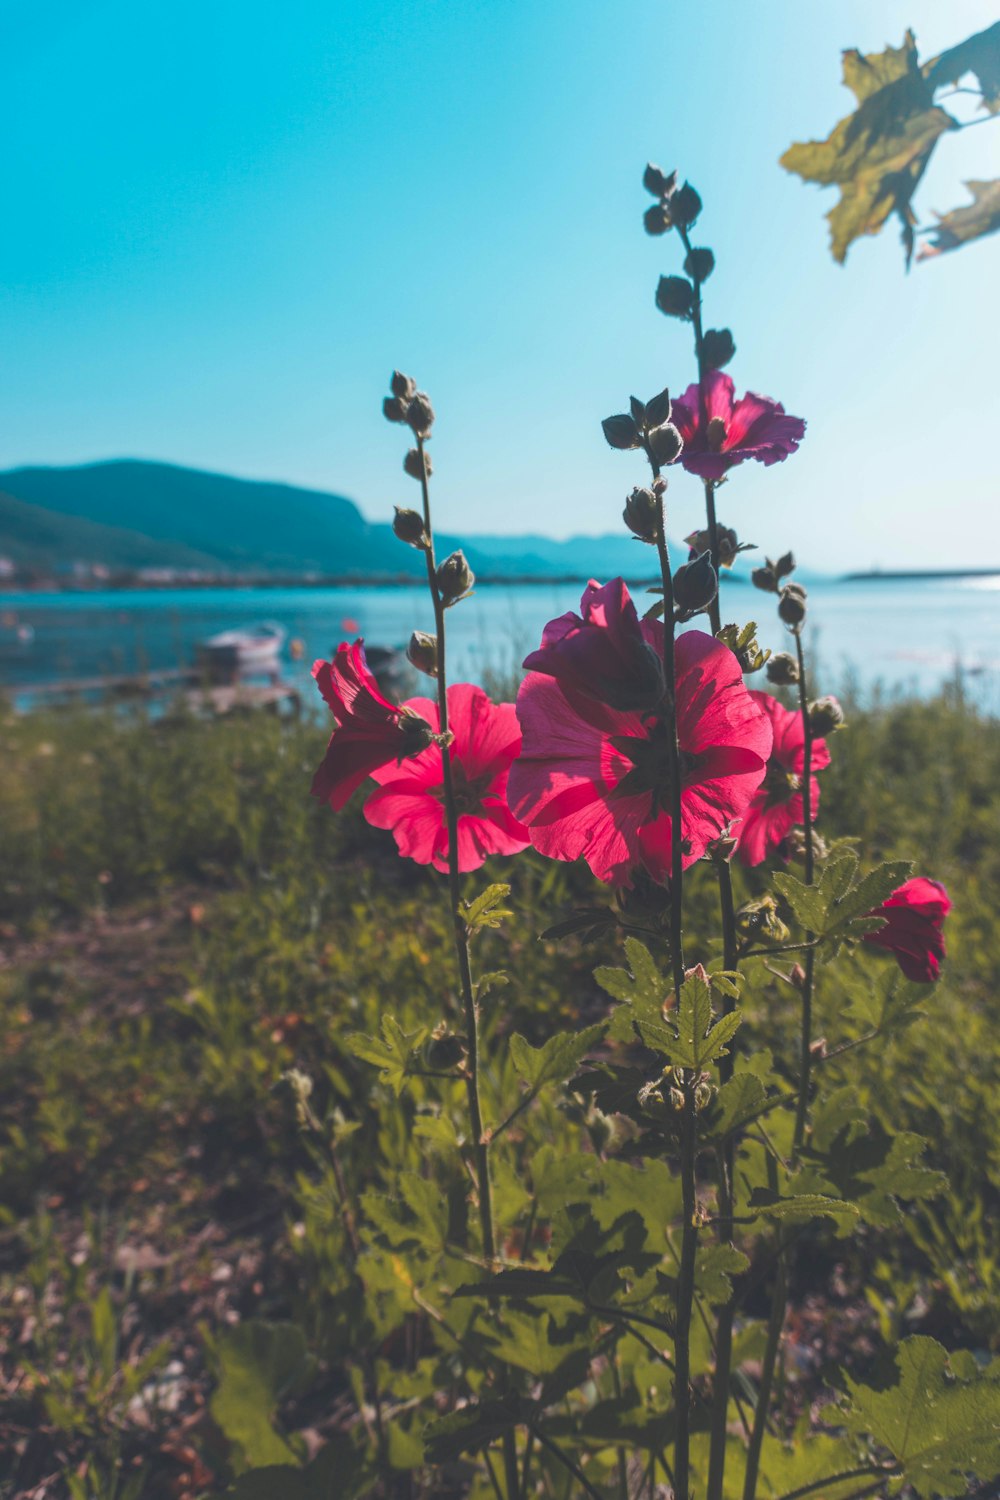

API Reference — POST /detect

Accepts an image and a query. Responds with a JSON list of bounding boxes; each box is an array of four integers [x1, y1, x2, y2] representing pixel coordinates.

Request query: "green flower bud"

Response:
[[393, 507, 429, 549], [655, 275, 694, 320], [778, 584, 807, 627], [403, 447, 431, 481], [390, 370, 416, 400], [751, 566, 778, 593], [766, 651, 800, 686], [643, 202, 672, 235], [405, 392, 435, 437], [673, 551, 717, 615], [602, 412, 641, 450], [623, 486, 659, 544], [648, 421, 684, 466], [684, 247, 715, 283], [701, 328, 736, 371], [436, 549, 475, 606], [407, 630, 438, 677], [808, 696, 845, 735], [643, 162, 677, 198], [669, 181, 702, 228], [383, 395, 409, 424]]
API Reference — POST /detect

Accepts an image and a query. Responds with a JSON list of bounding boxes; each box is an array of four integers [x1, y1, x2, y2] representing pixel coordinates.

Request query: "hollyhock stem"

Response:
[[414, 435, 519, 1500], [792, 626, 816, 1152], [649, 474, 686, 997]]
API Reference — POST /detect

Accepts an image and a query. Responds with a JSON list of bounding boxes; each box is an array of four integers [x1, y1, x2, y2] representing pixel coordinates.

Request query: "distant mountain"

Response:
[[0, 459, 666, 580]]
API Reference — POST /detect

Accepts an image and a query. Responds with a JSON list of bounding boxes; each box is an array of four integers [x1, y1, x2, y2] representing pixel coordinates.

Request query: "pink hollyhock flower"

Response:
[[736, 693, 831, 867], [862, 877, 951, 983], [311, 640, 434, 811], [364, 683, 529, 873], [670, 370, 805, 482], [522, 577, 664, 712], [507, 586, 773, 886]]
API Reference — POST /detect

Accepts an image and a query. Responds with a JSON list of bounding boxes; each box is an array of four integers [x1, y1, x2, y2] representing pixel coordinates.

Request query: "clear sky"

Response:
[[2, 0, 997, 571]]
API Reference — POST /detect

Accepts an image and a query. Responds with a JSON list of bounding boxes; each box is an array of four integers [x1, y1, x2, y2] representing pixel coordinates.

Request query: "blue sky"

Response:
[[2, 0, 997, 570]]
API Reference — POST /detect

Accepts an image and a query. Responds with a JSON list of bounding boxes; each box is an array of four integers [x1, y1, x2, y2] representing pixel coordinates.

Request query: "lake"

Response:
[[1, 575, 999, 711]]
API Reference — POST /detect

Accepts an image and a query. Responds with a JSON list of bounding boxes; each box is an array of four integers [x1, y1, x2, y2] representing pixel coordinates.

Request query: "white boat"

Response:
[[195, 623, 286, 680]]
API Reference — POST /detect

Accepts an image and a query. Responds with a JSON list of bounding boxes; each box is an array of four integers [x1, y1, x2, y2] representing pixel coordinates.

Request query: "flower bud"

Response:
[[808, 696, 845, 735], [407, 630, 438, 677], [643, 162, 677, 198], [673, 551, 718, 615], [686, 524, 739, 569], [648, 421, 684, 466], [399, 708, 437, 757], [788, 963, 807, 990], [736, 894, 790, 945], [684, 247, 715, 282], [669, 181, 702, 228], [655, 275, 694, 319], [602, 412, 641, 450], [623, 486, 659, 544], [426, 1031, 465, 1069], [390, 370, 416, 400], [405, 392, 435, 437], [751, 566, 778, 593], [630, 395, 647, 429], [383, 395, 409, 424], [784, 826, 828, 864], [669, 1086, 685, 1112], [774, 551, 796, 581], [778, 584, 807, 626], [644, 386, 673, 429], [701, 328, 736, 371], [766, 651, 800, 686], [403, 447, 432, 481], [393, 507, 429, 549], [644, 202, 672, 235], [706, 832, 738, 863], [436, 549, 475, 606], [693, 1080, 714, 1112]]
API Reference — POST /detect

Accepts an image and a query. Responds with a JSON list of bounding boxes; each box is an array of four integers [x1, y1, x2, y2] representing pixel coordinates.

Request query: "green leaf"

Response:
[[772, 872, 827, 935], [747, 1189, 858, 1224], [707, 1071, 768, 1140], [781, 31, 955, 265], [637, 966, 741, 1071], [462, 883, 512, 931], [539, 906, 616, 942], [424, 1395, 539, 1464], [833, 1336, 1000, 1494], [824, 859, 912, 932], [508, 1022, 607, 1093], [846, 968, 928, 1036], [218, 1434, 366, 1499], [696, 1243, 750, 1306], [595, 936, 671, 1042], [920, 178, 1000, 259], [926, 21, 1000, 114], [208, 1321, 316, 1474], [346, 1015, 427, 1096]]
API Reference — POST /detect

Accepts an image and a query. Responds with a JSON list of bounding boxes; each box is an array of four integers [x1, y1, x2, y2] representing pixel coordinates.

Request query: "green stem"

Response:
[[528, 1426, 605, 1500], [674, 1093, 699, 1500], [650, 474, 686, 998], [792, 627, 816, 1156], [415, 436, 519, 1500], [774, 1466, 898, 1500], [741, 1237, 787, 1500]]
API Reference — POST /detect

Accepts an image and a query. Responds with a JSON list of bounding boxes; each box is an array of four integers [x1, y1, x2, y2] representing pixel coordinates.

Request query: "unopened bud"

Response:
[[407, 630, 438, 677], [405, 392, 435, 437], [383, 395, 409, 424], [426, 1031, 465, 1069], [644, 386, 673, 429], [686, 525, 739, 569], [766, 651, 800, 686], [693, 1080, 714, 1112], [624, 486, 659, 544], [669, 181, 702, 228], [393, 507, 429, 549], [644, 202, 672, 235], [784, 826, 828, 864], [789, 963, 807, 990], [684, 247, 715, 283], [648, 421, 684, 466], [399, 709, 436, 758], [403, 447, 431, 481], [774, 551, 796, 581], [643, 163, 677, 198], [808, 696, 845, 735], [778, 584, 807, 627], [669, 1086, 685, 1112], [390, 370, 417, 400], [655, 275, 694, 320], [752, 566, 778, 594], [673, 551, 717, 615], [707, 833, 738, 863], [701, 328, 736, 371], [436, 550, 475, 606]]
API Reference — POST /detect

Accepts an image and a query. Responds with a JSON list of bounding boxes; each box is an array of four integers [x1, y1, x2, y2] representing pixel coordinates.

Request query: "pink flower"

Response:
[[670, 370, 805, 482], [364, 684, 530, 873], [862, 877, 951, 983], [736, 693, 831, 867], [522, 577, 664, 712], [507, 585, 773, 886], [311, 640, 433, 811]]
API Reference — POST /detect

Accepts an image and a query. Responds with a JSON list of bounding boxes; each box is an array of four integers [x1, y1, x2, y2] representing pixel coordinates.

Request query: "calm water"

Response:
[[1, 576, 998, 710]]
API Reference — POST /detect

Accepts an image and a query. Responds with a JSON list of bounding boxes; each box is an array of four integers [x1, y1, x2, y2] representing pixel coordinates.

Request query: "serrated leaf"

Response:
[[833, 1336, 1000, 1493], [825, 859, 912, 930], [346, 1015, 427, 1096], [647, 967, 742, 1070], [696, 1243, 750, 1306], [920, 178, 1000, 258], [462, 882, 512, 931], [475, 969, 508, 1000], [747, 1189, 858, 1223], [845, 967, 928, 1035], [595, 938, 671, 1043], [707, 1071, 767, 1139], [208, 1321, 315, 1474], [508, 1022, 607, 1093], [781, 31, 955, 265], [772, 872, 827, 935]]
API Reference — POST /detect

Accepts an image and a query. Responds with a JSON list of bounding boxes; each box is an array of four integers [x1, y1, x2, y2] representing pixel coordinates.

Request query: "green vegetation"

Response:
[[1, 689, 998, 1498]]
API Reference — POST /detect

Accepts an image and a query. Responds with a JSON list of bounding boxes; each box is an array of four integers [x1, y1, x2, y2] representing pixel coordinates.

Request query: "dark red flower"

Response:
[[736, 693, 830, 866], [311, 640, 433, 810], [522, 577, 664, 712], [507, 583, 773, 886], [670, 370, 805, 482], [862, 877, 951, 983], [364, 684, 529, 872]]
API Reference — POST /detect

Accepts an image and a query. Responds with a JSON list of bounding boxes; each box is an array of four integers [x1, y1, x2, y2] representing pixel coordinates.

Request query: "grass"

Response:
[[1, 686, 998, 1498]]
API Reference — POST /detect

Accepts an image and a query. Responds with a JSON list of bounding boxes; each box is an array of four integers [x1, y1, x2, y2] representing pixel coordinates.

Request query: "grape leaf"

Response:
[[595, 936, 671, 1042], [634, 965, 742, 1071], [781, 31, 955, 265], [832, 1336, 1000, 1493], [508, 1023, 607, 1093], [347, 1015, 427, 1096], [462, 882, 512, 931]]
